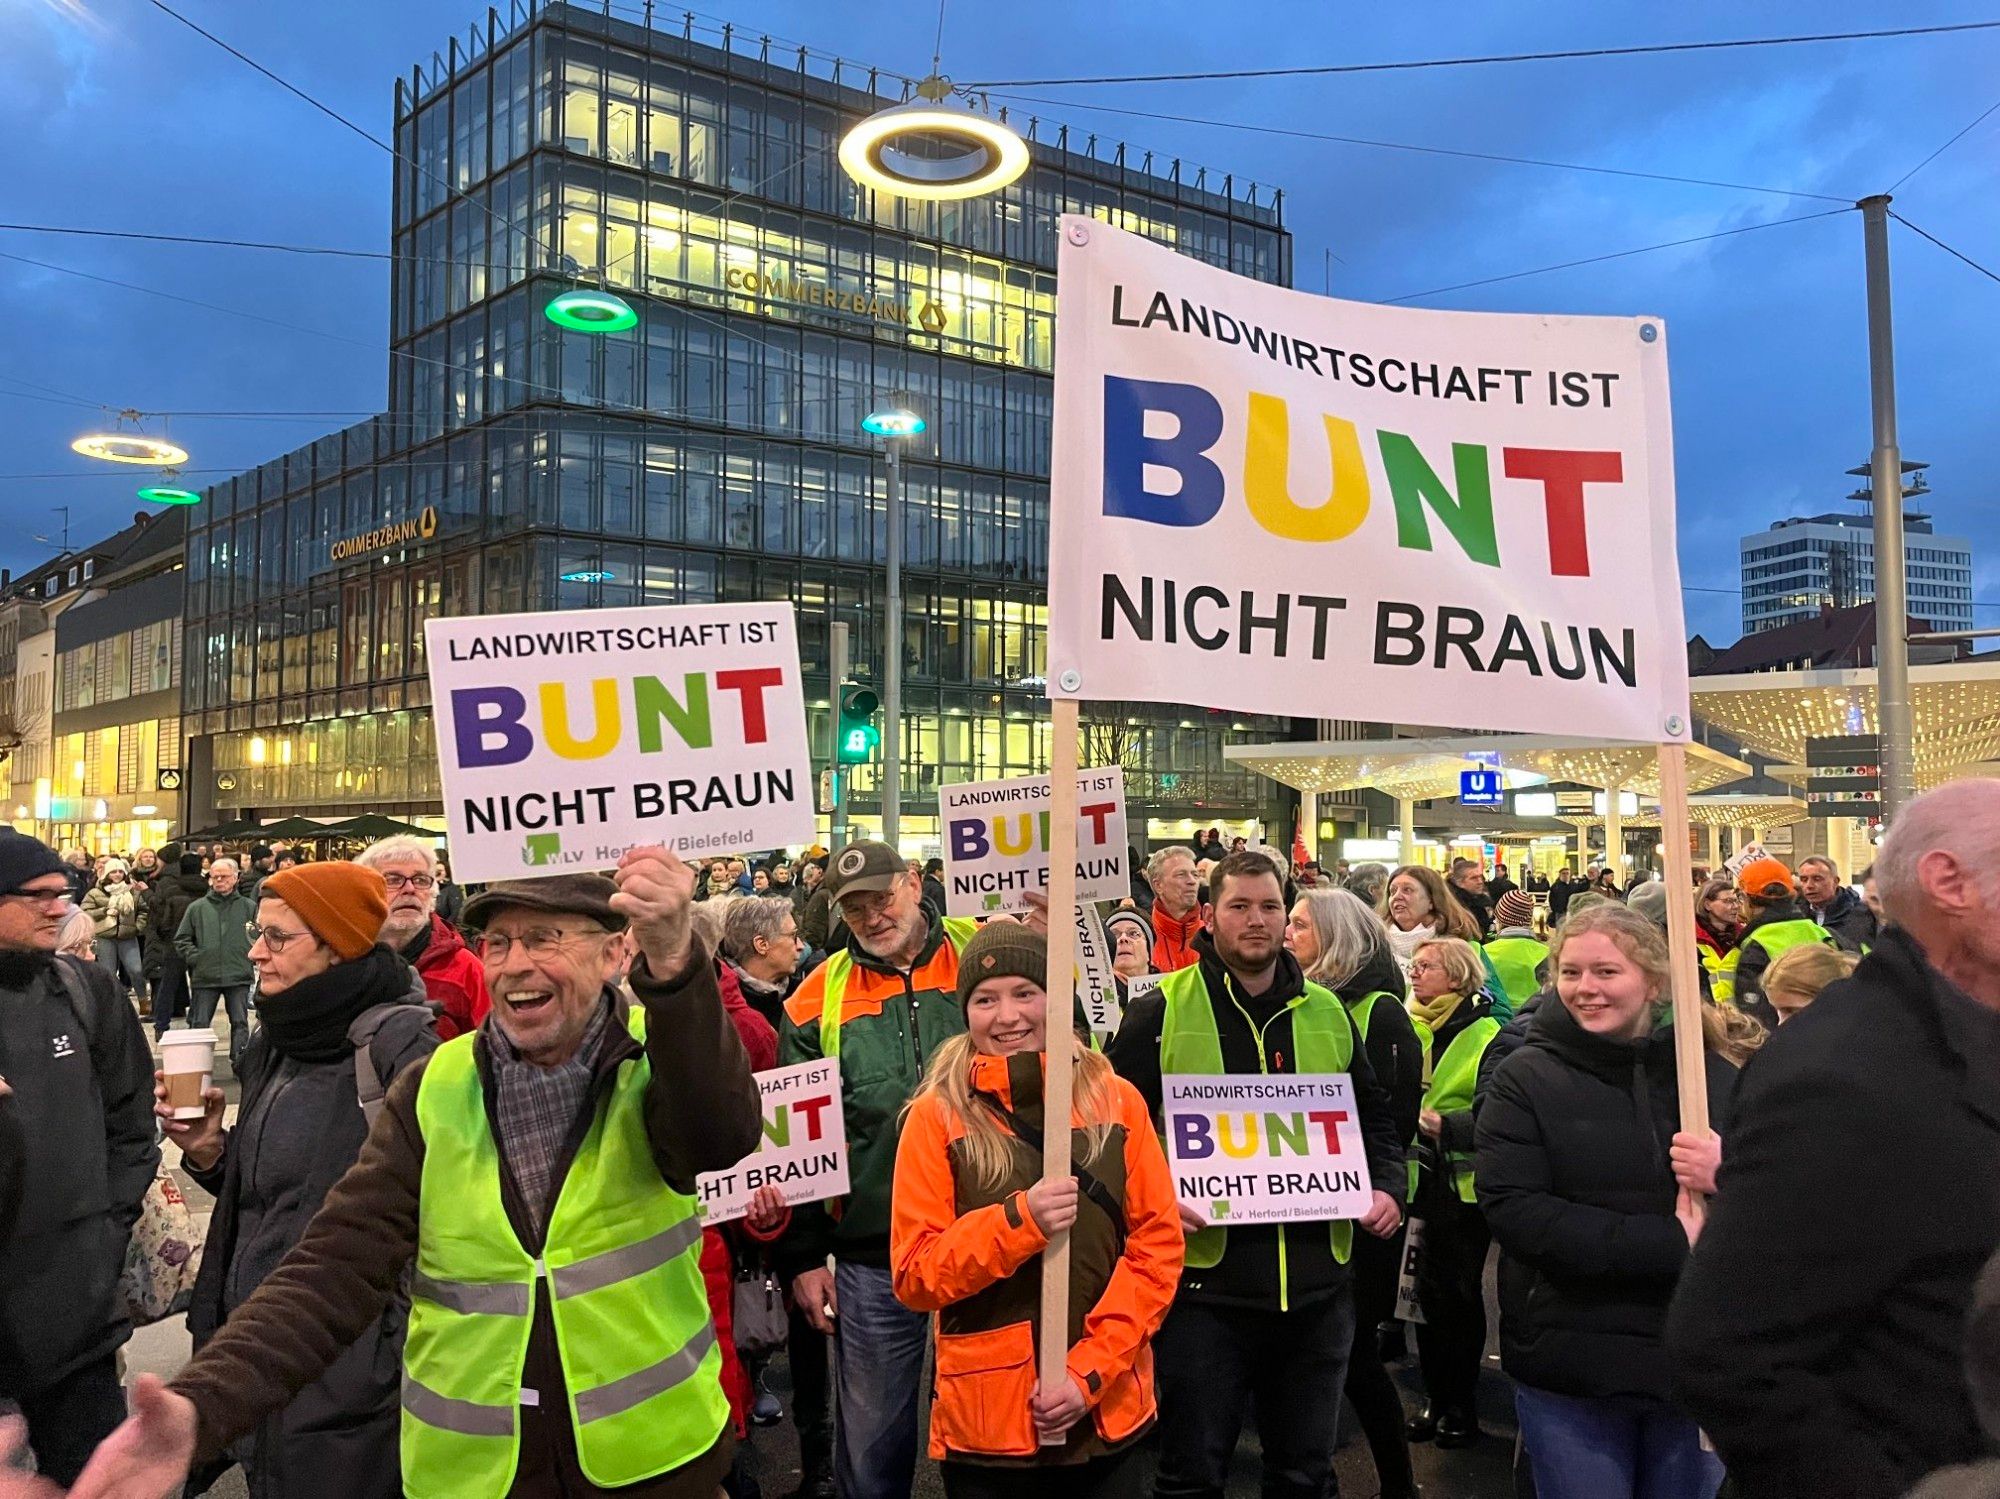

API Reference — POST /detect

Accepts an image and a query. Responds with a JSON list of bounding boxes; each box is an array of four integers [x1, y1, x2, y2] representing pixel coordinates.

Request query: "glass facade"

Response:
[[183, 1, 1297, 843]]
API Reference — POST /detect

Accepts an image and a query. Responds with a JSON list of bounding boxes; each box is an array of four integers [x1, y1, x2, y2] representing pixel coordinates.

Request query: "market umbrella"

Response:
[[322, 814, 438, 840], [253, 816, 348, 841], [179, 818, 265, 841]]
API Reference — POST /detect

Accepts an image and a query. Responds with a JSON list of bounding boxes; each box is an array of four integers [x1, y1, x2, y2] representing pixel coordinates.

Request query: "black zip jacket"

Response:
[[1336, 946, 1424, 1150], [1107, 930, 1405, 1310], [1666, 927, 2000, 1499], [1476, 996, 1736, 1402]]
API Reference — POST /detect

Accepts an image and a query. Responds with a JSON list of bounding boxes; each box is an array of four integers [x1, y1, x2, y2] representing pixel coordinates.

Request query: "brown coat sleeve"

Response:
[[626, 934, 763, 1193], [169, 1056, 430, 1465]]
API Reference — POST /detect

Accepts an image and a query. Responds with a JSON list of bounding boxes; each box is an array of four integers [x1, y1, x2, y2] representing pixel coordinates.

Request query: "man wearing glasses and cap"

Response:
[[0, 829, 158, 1484], [777, 840, 978, 1499], [73, 846, 762, 1499]]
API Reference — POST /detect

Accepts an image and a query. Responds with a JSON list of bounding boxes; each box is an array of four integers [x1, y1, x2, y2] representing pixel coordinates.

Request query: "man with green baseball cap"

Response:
[[776, 840, 978, 1499]]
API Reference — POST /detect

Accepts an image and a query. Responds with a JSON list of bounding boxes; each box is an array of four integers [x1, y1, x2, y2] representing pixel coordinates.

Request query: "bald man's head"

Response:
[[1874, 778, 2000, 1010]]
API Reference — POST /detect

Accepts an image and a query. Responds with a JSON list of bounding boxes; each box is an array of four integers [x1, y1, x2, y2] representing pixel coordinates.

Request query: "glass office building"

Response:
[[182, 0, 1297, 848]]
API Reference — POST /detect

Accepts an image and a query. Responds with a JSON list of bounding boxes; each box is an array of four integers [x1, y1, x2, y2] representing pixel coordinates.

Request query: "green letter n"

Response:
[[634, 673, 712, 752], [1379, 431, 1500, 567]]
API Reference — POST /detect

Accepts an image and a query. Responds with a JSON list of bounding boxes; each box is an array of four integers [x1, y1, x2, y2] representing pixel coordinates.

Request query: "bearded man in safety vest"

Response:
[[1106, 850, 1407, 1499], [776, 839, 976, 1499], [70, 848, 763, 1499]]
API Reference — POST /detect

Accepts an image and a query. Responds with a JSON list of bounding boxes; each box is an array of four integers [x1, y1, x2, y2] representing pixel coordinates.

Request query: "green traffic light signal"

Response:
[[837, 682, 881, 765]]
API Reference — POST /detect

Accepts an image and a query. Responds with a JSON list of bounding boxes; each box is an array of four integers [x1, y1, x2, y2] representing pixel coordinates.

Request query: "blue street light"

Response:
[[861, 407, 925, 437]]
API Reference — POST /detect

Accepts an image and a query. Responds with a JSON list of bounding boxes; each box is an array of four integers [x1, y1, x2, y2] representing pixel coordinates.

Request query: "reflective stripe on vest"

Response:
[[403, 1013, 728, 1498], [1483, 937, 1548, 1009], [1420, 1016, 1500, 1204], [819, 917, 978, 1060], [1345, 991, 1418, 1200], [1715, 920, 1834, 1005], [1156, 964, 1356, 1279]]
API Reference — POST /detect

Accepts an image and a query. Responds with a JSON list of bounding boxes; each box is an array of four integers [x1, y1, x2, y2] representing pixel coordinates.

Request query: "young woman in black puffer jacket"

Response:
[[1475, 904, 1737, 1499]]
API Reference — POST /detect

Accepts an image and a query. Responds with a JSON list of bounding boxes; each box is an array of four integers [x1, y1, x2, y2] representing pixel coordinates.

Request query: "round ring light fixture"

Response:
[[71, 433, 189, 466], [840, 79, 1028, 202], [545, 288, 639, 333]]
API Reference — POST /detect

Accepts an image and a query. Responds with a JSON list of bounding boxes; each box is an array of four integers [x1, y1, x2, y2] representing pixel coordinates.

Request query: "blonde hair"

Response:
[[1763, 944, 1859, 1013], [1412, 937, 1485, 997], [1553, 902, 1759, 1061], [1380, 864, 1481, 942], [58, 908, 97, 958], [907, 1035, 1120, 1193]]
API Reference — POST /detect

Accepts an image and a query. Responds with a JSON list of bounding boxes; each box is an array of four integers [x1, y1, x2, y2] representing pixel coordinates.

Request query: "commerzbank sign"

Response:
[[330, 506, 439, 563], [725, 266, 948, 335]]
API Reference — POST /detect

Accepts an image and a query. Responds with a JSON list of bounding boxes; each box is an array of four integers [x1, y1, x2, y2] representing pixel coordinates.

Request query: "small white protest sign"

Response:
[[1163, 1073, 1374, 1226], [1075, 901, 1119, 1036], [424, 602, 815, 883], [696, 1059, 849, 1225], [938, 768, 1127, 916]]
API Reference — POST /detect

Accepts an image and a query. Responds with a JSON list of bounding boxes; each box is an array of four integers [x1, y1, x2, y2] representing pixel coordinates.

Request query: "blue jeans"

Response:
[[93, 936, 146, 1002], [189, 984, 252, 1069], [1514, 1384, 1723, 1499], [831, 1259, 928, 1499]]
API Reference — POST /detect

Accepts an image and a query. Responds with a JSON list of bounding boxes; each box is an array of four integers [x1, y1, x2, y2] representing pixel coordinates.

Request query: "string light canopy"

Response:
[[71, 409, 188, 467], [840, 76, 1029, 201], [545, 288, 638, 334]]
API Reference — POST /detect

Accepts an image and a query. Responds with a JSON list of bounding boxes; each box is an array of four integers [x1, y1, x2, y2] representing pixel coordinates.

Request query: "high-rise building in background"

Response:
[[178, 0, 1297, 847], [1739, 486, 1974, 636]]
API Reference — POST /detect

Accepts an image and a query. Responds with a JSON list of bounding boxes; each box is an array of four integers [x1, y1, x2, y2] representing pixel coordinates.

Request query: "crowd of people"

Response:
[[1, 782, 1995, 1499]]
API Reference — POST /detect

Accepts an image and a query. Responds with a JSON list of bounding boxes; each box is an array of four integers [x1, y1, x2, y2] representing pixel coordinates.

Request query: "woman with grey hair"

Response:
[[1283, 887, 1425, 1499], [719, 892, 806, 1032]]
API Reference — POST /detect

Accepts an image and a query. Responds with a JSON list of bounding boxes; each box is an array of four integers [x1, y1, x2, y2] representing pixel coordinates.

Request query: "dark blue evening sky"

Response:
[[3, 0, 1995, 642]]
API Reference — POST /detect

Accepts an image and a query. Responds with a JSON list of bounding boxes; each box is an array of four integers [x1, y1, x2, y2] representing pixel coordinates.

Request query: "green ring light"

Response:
[[545, 289, 638, 333], [138, 486, 203, 505]]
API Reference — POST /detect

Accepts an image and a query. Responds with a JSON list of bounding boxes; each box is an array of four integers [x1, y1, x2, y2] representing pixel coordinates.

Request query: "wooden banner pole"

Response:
[[1038, 697, 1080, 1417], [1655, 743, 1712, 1165]]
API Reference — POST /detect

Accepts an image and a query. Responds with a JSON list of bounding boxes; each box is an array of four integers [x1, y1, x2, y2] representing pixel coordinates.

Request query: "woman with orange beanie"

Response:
[[890, 924, 1183, 1498], [153, 859, 437, 1497]]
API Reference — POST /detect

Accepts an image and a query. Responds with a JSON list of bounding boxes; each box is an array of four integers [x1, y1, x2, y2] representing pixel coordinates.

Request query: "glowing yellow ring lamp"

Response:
[[71, 433, 189, 466], [840, 78, 1028, 201]]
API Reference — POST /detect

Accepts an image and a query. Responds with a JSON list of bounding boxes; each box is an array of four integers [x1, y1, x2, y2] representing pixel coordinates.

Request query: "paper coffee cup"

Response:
[[160, 1029, 217, 1120]]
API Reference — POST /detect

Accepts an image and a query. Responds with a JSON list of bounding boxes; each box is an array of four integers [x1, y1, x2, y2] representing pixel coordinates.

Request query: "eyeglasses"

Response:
[[2, 887, 71, 908], [1409, 960, 1446, 975], [247, 923, 314, 952], [483, 927, 606, 961], [381, 873, 436, 892]]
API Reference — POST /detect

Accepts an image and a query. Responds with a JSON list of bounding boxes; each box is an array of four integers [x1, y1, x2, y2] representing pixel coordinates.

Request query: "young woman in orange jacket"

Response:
[[890, 923, 1184, 1498]]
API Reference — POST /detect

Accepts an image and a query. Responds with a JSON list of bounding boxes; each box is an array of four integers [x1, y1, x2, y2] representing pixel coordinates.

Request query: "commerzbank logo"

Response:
[[725, 265, 949, 335]]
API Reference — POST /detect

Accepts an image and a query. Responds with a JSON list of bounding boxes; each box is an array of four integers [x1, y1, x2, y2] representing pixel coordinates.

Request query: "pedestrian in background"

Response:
[[1796, 856, 1877, 950], [59, 847, 93, 904], [144, 852, 209, 1041], [1761, 944, 1859, 1025], [56, 908, 99, 962], [1693, 878, 1740, 969], [159, 860, 436, 1498], [175, 857, 258, 1073], [1380, 865, 1482, 978], [891, 924, 1182, 1499], [1484, 888, 1549, 1013], [1479, 903, 1734, 1499], [1286, 887, 1424, 1499], [358, 836, 490, 1040], [719, 893, 805, 1034], [1713, 858, 1835, 1026], [431, 857, 463, 928], [82, 861, 147, 1013], [1344, 861, 1390, 909], [1405, 936, 1501, 1450], [1668, 779, 2000, 1499], [1143, 847, 1204, 972], [0, 830, 157, 1485], [1448, 858, 1494, 938]]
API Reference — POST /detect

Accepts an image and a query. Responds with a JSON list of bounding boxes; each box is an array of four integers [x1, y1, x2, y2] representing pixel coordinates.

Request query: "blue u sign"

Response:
[[1460, 770, 1503, 806]]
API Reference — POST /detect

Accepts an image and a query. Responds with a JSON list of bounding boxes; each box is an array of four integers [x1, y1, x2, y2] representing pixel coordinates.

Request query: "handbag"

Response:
[[122, 1166, 205, 1326], [732, 1267, 788, 1358]]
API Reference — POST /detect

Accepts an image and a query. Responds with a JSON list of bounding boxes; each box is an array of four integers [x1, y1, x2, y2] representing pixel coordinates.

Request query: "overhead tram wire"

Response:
[[1380, 207, 1850, 303], [979, 93, 1847, 205], [967, 20, 2000, 88], [1889, 213, 2000, 287], [1888, 94, 2000, 193]]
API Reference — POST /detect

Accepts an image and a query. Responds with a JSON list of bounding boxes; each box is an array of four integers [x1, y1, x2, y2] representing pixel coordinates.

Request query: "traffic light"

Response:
[[836, 683, 881, 764]]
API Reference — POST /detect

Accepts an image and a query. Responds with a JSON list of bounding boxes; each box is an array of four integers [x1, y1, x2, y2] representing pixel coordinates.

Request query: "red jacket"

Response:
[[1150, 901, 1204, 973], [412, 914, 490, 1040]]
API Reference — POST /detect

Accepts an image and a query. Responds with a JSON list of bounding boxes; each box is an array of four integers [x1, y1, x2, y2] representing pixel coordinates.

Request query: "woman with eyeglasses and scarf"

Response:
[[154, 861, 437, 1498]]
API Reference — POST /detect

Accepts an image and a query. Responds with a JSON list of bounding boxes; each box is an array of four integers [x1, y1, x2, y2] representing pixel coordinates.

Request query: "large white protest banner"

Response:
[[696, 1059, 849, 1225], [937, 768, 1128, 916], [1163, 1073, 1374, 1226], [425, 602, 815, 883], [1045, 216, 1689, 743]]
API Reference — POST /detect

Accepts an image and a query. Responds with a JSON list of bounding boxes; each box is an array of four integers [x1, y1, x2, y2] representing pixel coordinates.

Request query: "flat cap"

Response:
[[462, 873, 628, 931]]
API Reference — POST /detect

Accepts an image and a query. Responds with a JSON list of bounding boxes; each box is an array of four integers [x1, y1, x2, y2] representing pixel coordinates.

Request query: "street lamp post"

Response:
[[1858, 196, 1915, 825], [863, 407, 926, 851]]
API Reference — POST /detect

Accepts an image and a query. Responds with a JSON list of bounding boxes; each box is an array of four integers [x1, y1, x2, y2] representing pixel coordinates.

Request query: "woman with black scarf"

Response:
[[155, 860, 437, 1498]]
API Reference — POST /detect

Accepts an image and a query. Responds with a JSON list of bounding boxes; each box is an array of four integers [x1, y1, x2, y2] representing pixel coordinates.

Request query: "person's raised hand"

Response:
[[1018, 891, 1050, 936], [610, 846, 696, 979], [744, 1185, 788, 1235], [1177, 1201, 1209, 1235], [791, 1266, 838, 1336], [1669, 1130, 1721, 1198], [1359, 1190, 1403, 1239], [1418, 1108, 1443, 1139], [154, 1072, 226, 1171], [1023, 1176, 1078, 1236], [67, 1374, 198, 1499]]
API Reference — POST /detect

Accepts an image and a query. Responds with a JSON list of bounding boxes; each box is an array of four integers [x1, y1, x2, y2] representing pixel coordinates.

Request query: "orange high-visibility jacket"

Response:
[[890, 1049, 1183, 1465]]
